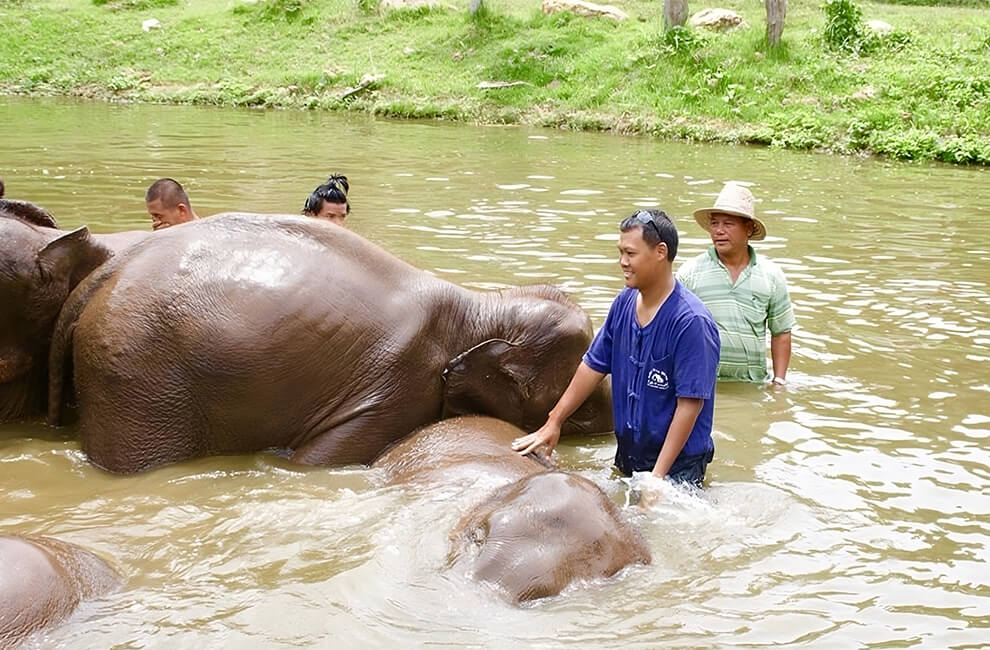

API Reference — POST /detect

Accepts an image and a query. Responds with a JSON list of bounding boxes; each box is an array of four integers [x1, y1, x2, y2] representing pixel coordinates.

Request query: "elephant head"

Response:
[[450, 471, 651, 602], [0, 214, 112, 422], [441, 285, 613, 437]]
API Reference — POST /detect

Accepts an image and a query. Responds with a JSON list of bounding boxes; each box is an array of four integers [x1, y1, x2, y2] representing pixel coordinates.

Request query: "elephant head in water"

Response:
[[0, 195, 149, 423], [47, 213, 613, 473], [374, 416, 650, 602], [0, 534, 122, 646]]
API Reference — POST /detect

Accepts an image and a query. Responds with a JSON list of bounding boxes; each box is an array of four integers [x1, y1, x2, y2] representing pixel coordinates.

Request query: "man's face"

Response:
[[618, 227, 666, 290], [147, 199, 192, 231], [314, 200, 347, 226], [707, 213, 753, 256]]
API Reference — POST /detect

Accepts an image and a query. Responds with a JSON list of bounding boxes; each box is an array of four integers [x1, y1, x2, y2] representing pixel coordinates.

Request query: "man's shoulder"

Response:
[[752, 250, 785, 273], [674, 283, 717, 322], [751, 251, 791, 289], [677, 249, 714, 272]]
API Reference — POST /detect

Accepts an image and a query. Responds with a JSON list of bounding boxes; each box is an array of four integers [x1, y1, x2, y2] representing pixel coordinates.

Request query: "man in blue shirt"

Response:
[[513, 209, 720, 486]]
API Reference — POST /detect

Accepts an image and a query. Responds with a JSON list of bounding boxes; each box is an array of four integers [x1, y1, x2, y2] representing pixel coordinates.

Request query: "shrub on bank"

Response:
[[0, 0, 987, 164]]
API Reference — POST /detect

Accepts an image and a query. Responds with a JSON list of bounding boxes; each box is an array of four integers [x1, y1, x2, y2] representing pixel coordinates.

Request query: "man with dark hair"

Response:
[[302, 174, 350, 226], [145, 178, 200, 231], [513, 209, 720, 489]]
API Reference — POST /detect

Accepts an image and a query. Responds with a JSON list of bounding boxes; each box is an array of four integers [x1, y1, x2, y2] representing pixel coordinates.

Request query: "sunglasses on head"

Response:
[[631, 210, 664, 237]]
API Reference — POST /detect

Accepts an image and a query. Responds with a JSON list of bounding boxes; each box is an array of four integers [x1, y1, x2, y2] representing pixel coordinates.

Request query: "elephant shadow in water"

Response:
[[373, 416, 651, 603], [0, 534, 122, 648]]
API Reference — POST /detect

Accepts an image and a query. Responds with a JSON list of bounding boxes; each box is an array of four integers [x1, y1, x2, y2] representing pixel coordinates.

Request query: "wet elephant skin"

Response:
[[0, 534, 121, 648], [0, 201, 148, 424], [46, 213, 613, 474], [374, 416, 650, 602]]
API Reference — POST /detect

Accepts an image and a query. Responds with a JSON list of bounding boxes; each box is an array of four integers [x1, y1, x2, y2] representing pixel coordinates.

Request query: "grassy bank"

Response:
[[1, 0, 988, 163]]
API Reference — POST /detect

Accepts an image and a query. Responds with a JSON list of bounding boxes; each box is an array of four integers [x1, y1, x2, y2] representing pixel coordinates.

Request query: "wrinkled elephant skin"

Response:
[[451, 470, 651, 602], [374, 416, 650, 602], [0, 534, 122, 648], [0, 206, 148, 424], [47, 213, 612, 473]]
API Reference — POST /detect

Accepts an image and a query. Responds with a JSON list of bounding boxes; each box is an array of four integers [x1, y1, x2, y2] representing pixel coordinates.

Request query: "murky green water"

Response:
[[2, 97, 988, 648]]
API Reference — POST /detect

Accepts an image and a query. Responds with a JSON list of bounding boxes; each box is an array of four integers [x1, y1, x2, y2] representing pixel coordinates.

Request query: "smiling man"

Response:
[[513, 209, 720, 488], [678, 183, 796, 386]]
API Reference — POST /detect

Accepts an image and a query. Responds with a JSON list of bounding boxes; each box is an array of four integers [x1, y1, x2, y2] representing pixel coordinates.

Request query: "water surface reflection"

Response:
[[1, 98, 988, 648]]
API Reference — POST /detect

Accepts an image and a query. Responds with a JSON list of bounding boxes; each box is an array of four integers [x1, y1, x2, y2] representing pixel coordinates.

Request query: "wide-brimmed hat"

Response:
[[692, 183, 766, 241]]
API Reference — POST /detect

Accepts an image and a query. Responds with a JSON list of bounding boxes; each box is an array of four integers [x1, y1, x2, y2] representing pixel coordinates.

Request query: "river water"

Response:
[[1, 97, 988, 648]]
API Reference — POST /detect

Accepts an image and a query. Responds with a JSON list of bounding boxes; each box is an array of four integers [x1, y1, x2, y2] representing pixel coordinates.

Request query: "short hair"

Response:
[[619, 209, 679, 262], [303, 174, 350, 216], [145, 178, 191, 210]]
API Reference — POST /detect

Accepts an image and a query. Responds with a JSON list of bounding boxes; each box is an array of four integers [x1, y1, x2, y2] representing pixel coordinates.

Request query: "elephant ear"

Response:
[[442, 339, 529, 423], [36, 226, 102, 287]]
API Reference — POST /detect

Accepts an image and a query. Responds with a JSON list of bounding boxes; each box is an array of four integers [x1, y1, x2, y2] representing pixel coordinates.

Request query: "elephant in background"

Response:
[[47, 212, 613, 474], [0, 534, 122, 648], [0, 176, 57, 228], [0, 196, 149, 424], [374, 416, 650, 602]]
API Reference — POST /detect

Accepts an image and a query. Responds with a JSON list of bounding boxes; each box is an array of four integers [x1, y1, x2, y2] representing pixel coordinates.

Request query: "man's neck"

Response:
[[716, 245, 751, 271], [639, 272, 676, 309]]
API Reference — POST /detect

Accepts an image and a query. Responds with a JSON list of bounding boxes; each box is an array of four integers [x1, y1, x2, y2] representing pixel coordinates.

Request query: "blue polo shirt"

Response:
[[584, 283, 720, 475]]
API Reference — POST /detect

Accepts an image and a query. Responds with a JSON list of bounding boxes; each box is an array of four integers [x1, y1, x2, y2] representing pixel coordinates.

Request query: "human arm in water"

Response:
[[650, 397, 703, 478], [770, 331, 792, 385]]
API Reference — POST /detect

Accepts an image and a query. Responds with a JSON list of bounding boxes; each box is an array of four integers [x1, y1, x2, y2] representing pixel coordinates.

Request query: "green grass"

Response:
[[0, 0, 988, 163]]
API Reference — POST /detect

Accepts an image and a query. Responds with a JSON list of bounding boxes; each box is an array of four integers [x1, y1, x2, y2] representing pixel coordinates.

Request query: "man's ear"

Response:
[[655, 241, 669, 263]]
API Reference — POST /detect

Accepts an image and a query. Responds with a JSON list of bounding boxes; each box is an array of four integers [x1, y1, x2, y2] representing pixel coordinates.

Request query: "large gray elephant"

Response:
[[374, 416, 650, 602], [47, 212, 613, 474], [0, 534, 122, 647], [0, 203, 149, 423]]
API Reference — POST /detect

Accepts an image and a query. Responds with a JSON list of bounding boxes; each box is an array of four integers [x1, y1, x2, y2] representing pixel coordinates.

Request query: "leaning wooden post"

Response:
[[765, 0, 786, 45], [663, 0, 689, 31]]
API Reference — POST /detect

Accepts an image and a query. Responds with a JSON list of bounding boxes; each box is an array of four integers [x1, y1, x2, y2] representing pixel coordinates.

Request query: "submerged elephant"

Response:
[[0, 534, 122, 647], [374, 416, 650, 602], [47, 213, 612, 474], [0, 205, 149, 423]]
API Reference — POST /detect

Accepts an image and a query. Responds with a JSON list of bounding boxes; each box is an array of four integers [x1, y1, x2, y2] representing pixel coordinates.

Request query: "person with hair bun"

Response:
[[303, 174, 350, 226]]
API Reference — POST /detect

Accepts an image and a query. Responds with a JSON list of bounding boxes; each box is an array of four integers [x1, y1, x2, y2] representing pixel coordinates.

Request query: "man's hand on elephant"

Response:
[[630, 471, 667, 510], [511, 422, 561, 457]]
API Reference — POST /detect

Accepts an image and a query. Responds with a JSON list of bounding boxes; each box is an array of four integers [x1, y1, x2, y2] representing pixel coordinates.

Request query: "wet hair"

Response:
[[145, 178, 192, 210], [303, 174, 350, 216], [619, 208, 679, 262]]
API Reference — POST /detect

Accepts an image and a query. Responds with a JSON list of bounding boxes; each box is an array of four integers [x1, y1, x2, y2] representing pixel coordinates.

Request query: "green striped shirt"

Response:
[[676, 246, 796, 382]]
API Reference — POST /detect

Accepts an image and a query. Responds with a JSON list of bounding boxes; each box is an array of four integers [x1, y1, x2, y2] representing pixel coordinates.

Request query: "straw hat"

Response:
[[692, 183, 767, 241]]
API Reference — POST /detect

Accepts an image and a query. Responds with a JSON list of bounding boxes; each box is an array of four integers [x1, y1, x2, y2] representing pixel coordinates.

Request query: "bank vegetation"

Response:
[[1, 0, 988, 164]]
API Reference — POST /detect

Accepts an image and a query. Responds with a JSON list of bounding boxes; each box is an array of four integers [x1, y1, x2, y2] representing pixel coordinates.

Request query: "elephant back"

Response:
[[0, 534, 122, 645], [374, 416, 552, 487]]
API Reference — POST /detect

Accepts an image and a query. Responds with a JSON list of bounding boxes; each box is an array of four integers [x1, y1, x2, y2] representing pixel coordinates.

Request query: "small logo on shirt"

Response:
[[646, 368, 669, 390]]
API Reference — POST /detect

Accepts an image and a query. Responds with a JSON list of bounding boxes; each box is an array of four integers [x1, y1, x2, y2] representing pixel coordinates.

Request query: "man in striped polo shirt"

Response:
[[677, 183, 796, 386]]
